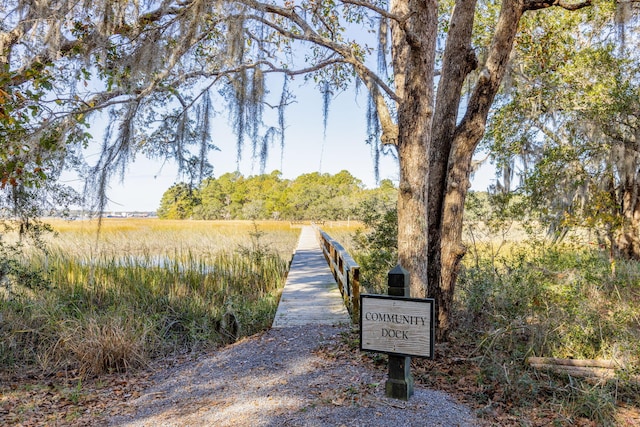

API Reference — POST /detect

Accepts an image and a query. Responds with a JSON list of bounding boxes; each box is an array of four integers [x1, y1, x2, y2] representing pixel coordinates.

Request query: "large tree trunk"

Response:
[[611, 135, 640, 259], [392, 0, 438, 298], [430, 1, 524, 341], [427, 0, 478, 339], [439, 138, 475, 338], [397, 129, 430, 298]]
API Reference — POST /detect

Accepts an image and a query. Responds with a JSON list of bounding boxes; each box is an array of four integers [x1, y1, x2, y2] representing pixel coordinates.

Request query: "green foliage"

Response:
[[0, 217, 59, 296], [464, 241, 638, 358], [0, 34, 91, 218], [236, 222, 277, 265], [158, 170, 391, 221], [483, 3, 640, 257], [157, 183, 201, 219], [351, 192, 398, 294]]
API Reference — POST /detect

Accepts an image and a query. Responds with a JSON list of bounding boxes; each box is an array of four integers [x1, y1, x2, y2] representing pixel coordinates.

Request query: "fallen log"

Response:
[[526, 357, 620, 369], [526, 357, 640, 385], [528, 363, 616, 380]]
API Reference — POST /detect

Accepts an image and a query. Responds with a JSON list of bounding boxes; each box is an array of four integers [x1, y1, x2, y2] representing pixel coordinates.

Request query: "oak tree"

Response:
[[486, 3, 640, 261]]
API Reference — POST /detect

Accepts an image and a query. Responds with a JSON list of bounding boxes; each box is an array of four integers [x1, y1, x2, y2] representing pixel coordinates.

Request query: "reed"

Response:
[[44, 219, 298, 259], [0, 220, 298, 375]]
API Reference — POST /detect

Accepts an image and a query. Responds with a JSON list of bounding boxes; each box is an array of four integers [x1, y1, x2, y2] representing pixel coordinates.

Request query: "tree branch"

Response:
[[236, 0, 400, 140], [6, 1, 194, 87], [174, 57, 347, 83], [339, 0, 409, 23], [523, 0, 591, 11], [238, 8, 399, 103], [455, 0, 524, 145], [432, 0, 479, 163]]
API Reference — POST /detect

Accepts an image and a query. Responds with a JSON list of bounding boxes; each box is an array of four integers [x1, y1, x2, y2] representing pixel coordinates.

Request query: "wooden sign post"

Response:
[[359, 265, 435, 401]]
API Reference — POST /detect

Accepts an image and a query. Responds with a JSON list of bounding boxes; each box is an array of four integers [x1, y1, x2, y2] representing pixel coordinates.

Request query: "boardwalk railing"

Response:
[[315, 227, 361, 322]]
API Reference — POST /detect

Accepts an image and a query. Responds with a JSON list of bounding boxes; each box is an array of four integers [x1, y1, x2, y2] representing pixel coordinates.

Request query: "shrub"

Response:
[[351, 199, 397, 294]]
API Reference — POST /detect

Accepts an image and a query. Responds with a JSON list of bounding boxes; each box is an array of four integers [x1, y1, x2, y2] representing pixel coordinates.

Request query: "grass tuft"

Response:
[[58, 315, 151, 375]]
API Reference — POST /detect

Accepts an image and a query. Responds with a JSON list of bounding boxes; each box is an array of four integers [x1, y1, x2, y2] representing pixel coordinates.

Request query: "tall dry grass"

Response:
[[45, 219, 298, 258], [0, 220, 299, 376]]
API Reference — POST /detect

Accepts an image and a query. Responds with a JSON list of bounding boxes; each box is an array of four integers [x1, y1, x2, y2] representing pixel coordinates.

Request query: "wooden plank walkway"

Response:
[[272, 226, 350, 328]]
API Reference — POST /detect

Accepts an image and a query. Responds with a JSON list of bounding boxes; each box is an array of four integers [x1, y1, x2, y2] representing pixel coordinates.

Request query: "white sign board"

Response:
[[360, 295, 434, 358]]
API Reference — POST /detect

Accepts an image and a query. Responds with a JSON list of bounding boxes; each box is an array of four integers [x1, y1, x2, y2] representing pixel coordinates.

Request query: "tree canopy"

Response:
[[483, 2, 640, 261], [157, 170, 397, 220]]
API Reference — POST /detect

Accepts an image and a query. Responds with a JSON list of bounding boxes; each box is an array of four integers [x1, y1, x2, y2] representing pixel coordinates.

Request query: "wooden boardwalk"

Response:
[[272, 226, 350, 328]]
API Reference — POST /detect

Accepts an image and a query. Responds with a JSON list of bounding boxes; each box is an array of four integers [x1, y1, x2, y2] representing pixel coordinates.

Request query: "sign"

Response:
[[360, 294, 434, 358]]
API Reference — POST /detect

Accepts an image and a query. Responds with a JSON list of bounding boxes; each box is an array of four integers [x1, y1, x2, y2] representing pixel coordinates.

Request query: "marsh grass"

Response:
[[322, 220, 362, 239], [45, 219, 298, 258], [0, 219, 298, 376]]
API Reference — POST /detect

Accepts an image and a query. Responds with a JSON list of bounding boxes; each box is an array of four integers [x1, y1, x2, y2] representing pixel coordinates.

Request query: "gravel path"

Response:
[[108, 324, 482, 426]]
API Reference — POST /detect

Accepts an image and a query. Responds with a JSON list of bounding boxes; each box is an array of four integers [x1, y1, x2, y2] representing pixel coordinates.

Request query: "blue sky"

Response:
[[68, 81, 496, 212]]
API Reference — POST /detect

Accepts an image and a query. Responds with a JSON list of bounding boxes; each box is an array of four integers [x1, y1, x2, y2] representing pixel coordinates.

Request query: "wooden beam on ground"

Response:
[[526, 357, 620, 369], [526, 357, 640, 385]]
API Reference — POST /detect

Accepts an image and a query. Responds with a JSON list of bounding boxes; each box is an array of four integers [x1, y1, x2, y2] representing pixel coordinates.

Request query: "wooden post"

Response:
[[385, 265, 414, 400], [351, 267, 360, 323]]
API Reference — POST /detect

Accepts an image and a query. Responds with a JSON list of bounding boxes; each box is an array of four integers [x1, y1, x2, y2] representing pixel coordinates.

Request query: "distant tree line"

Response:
[[157, 170, 397, 221]]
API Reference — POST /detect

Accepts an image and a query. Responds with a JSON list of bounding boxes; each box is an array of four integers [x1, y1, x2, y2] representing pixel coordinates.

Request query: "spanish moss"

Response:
[[249, 68, 266, 159], [377, 17, 389, 77], [366, 90, 382, 183], [197, 89, 213, 183], [321, 80, 331, 139], [231, 70, 248, 166], [278, 76, 289, 171], [259, 127, 277, 174]]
